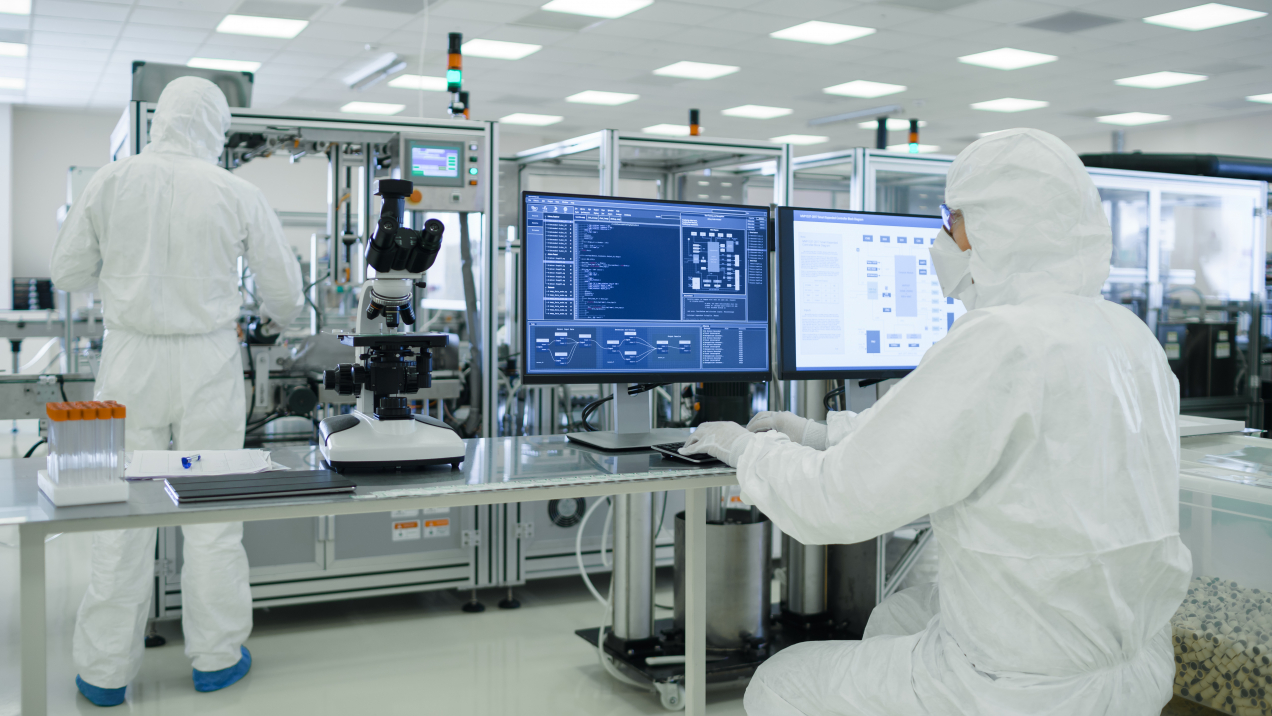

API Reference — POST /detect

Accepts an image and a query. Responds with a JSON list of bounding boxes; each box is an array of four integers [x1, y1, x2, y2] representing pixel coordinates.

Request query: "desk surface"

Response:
[[0, 436, 738, 535]]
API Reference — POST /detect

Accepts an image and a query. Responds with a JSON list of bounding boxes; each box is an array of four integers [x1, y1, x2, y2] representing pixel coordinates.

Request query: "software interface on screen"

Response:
[[783, 208, 966, 375], [411, 144, 460, 179], [524, 193, 770, 379]]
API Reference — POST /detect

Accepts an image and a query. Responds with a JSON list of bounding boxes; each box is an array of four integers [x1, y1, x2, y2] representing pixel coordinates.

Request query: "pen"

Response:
[[181, 455, 201, 469]]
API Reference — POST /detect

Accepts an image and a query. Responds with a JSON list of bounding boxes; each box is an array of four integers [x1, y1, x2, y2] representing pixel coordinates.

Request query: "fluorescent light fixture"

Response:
[[187, 58, 261, 73], [0, 76, 23, 89], [500, 113, 564, 126], [770, 20, 875, 45], [566, 90, 639, 105], [1097, 112, 1170, 125], [887, 143, 940, 153], [340, 101, 405, 115], [1247, 93, 1272, 103], [971, 97, 1049, 112], [771, 134, 829, 145], [653, 61, 738, 80], [541, 0, 652, 18], [958, 47, 1057, 70], [0, 0, 30, 15], [344, 52, 407, 90], [856, 118, 927, 130], [1114, 71, 1207, 88], [216, 14, 309, 38], [643, 124, 691, 136], [388, 74, 448, 91], [461, 39, 541, 60], [1143, 3, 1266, 30], [722, 105, 792, 119], [823, 80, 906, 98], [0, 42, 27, 57]]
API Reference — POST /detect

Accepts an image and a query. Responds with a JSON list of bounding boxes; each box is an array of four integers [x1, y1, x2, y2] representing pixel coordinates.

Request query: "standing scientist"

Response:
[[682, 128, 1191, 716], [51, 76, 304, 706]]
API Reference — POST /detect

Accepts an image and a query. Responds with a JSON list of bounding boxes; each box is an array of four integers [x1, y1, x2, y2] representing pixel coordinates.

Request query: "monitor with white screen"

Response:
[[522, 192, 771, 384], [778, 206, 967, 380]]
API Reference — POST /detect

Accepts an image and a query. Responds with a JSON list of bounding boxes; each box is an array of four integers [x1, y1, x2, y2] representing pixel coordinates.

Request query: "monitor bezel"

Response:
[[777, 204, 945, 382], [520, 190, 773, 386]]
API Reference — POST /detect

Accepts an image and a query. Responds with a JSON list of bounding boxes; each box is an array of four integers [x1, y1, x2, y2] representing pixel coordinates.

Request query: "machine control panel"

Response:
[[398, 133, 485, 213]]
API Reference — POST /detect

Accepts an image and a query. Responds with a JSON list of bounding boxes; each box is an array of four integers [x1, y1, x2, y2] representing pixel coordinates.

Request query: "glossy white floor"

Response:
[[0, 422, 749, 716]]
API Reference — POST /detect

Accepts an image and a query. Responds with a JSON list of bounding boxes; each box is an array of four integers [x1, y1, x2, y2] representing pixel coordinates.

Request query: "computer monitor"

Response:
[[777, 206, 967, 380], [521, 191, 771, 385]]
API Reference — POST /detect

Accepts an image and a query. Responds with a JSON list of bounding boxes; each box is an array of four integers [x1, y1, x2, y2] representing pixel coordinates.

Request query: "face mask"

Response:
[[929, 231, 974, 301]]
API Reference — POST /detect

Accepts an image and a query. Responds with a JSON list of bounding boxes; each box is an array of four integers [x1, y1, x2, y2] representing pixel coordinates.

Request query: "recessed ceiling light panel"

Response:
[[216, 14, 309, 38], [653, 61, 739, 80], [388, 74, 448, 91], [771, 134, 829, 145], [1097, 112, 1170, 125], [566, 90, 639, 105], [722, 105, 792, 119], [643, 124, 691, 136], [188, 58, 261, 73], [823, 80, 906, 98], [856, 118, 927, 130], [341, 101, 405, 115], [971, 97, 1049, 112], [0, 76, 23, 89], [0, 0, 30, 15], [1114, 71, 1208, 88], [958, 47, 1057, 70], [1143, 3, 1266, 30], [541, 0, 651, 19], [501, 113, 564, 126], [1248, 93, 1272, 104], [462, 39, 542, 60], [770, 20, 875, 45]]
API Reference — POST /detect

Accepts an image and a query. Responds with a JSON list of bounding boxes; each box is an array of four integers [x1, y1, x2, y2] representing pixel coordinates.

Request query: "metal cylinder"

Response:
[[673, 509, 772, 648], [705, 486, 724, 523], [826, 540, 879, 639], [611, 492, 655, 640], [782, 535, 826, 616]]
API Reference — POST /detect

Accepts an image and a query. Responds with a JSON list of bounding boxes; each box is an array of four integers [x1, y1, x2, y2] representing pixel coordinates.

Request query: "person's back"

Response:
[[49, 77, 302, 706]]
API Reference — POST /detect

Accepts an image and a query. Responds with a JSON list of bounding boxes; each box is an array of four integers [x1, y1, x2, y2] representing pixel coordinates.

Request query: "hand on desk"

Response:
[[680, 422, 753, 468]]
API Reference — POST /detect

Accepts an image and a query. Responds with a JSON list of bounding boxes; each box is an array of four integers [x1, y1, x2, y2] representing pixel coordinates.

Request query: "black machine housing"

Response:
[[323, 333, 450, 420]]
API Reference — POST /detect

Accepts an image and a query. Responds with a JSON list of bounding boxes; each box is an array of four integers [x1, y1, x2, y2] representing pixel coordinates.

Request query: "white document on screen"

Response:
[[792, 210, 967, 372]]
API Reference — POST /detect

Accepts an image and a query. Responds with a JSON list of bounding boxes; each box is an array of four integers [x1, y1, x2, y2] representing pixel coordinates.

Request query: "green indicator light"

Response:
[[469, 167, 478, 175], [908, 142, 919, 154], [446, 68, 462, 90]]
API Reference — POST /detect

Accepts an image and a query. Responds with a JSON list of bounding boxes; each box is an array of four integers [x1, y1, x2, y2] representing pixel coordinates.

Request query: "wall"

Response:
[[11, 107, 120, 283], [1064, 110, 1272, 160], [0, 104, 9, 310]]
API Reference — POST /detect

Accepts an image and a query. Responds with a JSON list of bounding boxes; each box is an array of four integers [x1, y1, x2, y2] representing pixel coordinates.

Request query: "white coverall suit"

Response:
[[739, 129, 1192, 715], [50, 76, 304, 688]]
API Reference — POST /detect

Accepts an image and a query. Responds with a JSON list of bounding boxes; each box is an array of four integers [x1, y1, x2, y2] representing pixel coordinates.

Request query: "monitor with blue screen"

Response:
[[777, 206, 967, 380], [522, 192, 771, 384]]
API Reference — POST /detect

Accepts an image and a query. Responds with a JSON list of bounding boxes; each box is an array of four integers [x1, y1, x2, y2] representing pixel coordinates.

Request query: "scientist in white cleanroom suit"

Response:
[[51, 76, 303, 705], [682, 128, 1192, 716]]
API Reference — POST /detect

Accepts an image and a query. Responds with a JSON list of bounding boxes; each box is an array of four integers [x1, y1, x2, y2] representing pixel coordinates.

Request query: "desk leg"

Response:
[[685, 487, 706, 716], [20, 524, 48, 716]]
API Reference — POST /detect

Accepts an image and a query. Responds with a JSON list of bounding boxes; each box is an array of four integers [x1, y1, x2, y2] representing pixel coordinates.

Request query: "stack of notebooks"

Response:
[[164, 470, 356, 504]]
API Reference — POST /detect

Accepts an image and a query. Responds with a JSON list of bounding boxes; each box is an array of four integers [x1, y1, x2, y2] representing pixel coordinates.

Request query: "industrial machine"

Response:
[[318, 179, 465, 471]]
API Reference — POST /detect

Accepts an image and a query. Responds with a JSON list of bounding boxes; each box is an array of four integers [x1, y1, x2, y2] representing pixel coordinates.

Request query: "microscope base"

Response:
[[319, 412, 465, 472]]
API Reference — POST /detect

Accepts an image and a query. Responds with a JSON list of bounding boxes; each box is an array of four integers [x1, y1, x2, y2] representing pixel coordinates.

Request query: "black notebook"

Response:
[[164, 470, 356, 504]]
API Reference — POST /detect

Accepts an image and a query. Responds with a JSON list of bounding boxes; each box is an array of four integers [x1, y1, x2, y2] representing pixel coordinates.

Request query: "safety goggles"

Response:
[[940, 203, 953, 235]]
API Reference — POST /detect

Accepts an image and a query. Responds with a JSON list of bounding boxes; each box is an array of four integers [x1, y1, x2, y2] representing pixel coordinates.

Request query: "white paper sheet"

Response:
[[125, 450, 274, 480]]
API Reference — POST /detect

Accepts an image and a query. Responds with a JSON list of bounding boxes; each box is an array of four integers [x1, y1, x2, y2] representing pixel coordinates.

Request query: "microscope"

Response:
[[318, 179, 466, 471]]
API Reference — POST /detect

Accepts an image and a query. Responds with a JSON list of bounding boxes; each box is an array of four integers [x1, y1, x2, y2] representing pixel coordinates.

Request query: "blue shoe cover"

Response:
[[76, 675, 126, 707], [192, 646, 251, 693]]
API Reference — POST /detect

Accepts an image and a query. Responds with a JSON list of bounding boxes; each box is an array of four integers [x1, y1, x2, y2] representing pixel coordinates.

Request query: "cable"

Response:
[[580, 394, 613, 432], [23, 439, 46, 459], [575, 496, 611, 607], [57, 375, 68, 402], [823, 386, 845, 412], [600, 495, 614, 568], [302, 271, 330, 294], [245, 344, 257, 425]]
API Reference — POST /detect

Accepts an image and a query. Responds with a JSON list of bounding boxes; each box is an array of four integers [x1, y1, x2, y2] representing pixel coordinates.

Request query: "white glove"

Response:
[[680, 421, 753, 467], [747, 411, 828, 450]]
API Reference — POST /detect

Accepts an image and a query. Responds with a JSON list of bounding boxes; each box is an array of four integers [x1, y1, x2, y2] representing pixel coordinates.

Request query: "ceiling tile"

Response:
[[128, 7, 225, 28], [121, 23, 212, 42], [32, 17, 124, 36], [35, 0, 132, 21], [30, 31, 117, 49]]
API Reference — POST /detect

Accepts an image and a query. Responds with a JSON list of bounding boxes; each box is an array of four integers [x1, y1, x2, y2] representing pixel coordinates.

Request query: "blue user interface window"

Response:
[[523, 192, 770, 381]]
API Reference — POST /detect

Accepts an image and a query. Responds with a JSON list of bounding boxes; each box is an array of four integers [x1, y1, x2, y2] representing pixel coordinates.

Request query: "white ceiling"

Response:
[[5, 0, 1272, 156]]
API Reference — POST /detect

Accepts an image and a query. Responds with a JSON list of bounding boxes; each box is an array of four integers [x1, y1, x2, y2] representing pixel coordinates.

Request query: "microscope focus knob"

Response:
[[323, 363, 365, 396]]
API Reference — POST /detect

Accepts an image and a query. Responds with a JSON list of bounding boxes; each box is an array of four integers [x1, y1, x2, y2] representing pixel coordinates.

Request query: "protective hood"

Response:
[[944, 128, 1111, 310], [143, 76, 231, 164]]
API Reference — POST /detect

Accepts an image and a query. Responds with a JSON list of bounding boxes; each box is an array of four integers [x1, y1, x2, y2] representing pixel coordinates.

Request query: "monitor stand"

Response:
[[565, 384, 692, 452]]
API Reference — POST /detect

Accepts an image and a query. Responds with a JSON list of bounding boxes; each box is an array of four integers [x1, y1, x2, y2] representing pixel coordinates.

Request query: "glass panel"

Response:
[[1099, 188, 1150, 320], [874, 170, 944, 216], [1159, 192, 1257, 400]]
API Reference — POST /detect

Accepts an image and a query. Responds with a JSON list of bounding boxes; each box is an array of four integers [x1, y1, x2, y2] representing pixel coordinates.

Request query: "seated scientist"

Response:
[[51, 76, 303, 706], [682, 128, 1192, 716]]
